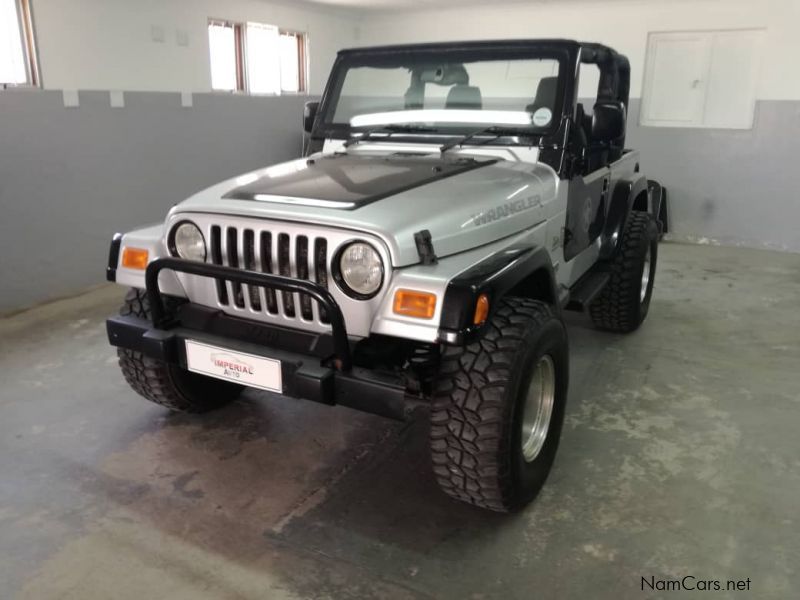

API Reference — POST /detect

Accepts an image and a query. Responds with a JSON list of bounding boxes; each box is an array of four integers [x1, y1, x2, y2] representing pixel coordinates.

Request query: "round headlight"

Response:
[[336, 242, 383, 298], [171, 221, 206, 262]]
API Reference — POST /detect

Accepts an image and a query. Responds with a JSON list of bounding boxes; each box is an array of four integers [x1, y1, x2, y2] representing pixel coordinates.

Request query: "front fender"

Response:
[[370, 222, 551, 344], [438, 244, 557, 345], [108, 224, 185, 297]]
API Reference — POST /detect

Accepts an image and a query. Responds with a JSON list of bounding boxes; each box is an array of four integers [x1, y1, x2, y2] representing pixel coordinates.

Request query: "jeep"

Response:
[[106, 39, 665, 512]]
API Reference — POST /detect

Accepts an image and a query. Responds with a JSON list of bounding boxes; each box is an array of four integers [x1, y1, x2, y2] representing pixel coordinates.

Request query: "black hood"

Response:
[[223, 152, 497, 209]]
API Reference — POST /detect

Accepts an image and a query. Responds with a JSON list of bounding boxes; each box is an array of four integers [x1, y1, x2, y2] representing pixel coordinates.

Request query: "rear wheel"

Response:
[[589, 211, 658, 333], [117, 288, 242, 412], [430, 298, 569, 512]]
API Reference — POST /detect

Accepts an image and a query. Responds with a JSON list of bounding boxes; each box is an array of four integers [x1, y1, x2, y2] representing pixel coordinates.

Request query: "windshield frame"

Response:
[[313, 41, 576, 145]]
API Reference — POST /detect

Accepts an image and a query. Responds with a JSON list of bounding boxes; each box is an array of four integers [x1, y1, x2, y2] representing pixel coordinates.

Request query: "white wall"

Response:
[[33, 0, 359, 94], [356, 0, 800, 101]]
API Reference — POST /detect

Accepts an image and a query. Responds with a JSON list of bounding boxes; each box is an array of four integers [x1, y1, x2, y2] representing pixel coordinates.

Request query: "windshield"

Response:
[[319, 49, 566, 140]]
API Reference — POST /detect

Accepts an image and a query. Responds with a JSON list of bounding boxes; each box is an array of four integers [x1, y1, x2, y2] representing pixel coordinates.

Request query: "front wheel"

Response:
[[430, 298, 569, 512], [117, 288, 242, 412]]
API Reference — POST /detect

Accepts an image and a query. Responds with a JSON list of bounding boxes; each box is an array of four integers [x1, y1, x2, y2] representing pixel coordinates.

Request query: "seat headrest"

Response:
[[445, 85, 482, 110], [532, 77, 558, 109], [419, 64, 469, 86], [404, 85, 423, 109]]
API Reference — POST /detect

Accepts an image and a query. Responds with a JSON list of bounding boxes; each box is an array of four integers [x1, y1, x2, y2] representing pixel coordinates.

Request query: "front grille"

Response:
[[208, 224, 330, 324]]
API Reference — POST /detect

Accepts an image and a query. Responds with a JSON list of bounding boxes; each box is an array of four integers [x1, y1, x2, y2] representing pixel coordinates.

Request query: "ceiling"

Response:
[[302, 0, 547, 9]]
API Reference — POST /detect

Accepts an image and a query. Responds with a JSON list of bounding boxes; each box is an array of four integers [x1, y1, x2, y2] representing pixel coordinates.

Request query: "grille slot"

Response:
[[226, 227, 245, 308], [314, 238, 329, 323], [242, 229, 261, 311], [209, 226, 228, 305], [296, 236, 313, 321], [277, 233, 295, 317], [259, 231, 277, 314]]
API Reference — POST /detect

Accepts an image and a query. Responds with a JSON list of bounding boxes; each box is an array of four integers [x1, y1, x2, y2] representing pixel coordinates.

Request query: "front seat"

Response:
[[527, 76, 558, 113], [445, 85, 482, 109]]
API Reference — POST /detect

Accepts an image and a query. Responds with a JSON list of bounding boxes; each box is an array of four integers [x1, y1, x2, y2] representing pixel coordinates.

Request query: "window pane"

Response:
[[246, 22, 280, 95], [279, 33, 300, 93], [208, 22, 237, 91], [0, 0, 27, 84]]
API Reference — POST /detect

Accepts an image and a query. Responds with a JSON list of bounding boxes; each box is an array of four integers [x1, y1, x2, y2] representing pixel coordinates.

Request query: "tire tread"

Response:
[[117, 288, 238, 412], [589, 212, 656, 332]]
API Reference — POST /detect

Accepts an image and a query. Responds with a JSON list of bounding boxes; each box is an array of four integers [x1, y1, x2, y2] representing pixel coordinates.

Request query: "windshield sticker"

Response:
[[532, 107, 552, 127]]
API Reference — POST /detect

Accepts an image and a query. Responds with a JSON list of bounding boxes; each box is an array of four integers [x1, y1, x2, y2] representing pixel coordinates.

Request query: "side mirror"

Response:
[[303, 101, 319, 134], [591, 101, 626, 142]]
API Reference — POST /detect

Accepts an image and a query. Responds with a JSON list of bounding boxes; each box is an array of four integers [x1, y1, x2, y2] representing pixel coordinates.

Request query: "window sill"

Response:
[[209, 90, 310, 98], [1, 83, 41, 90]]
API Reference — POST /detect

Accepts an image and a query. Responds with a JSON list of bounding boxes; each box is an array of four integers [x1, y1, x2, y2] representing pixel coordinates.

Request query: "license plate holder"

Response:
[[184, 340, 282, 393]]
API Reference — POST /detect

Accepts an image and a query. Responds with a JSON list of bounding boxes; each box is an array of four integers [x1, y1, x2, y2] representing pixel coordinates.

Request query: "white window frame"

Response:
[[1, 0, 40, 87], [208, 19, 245, 92], [276, 29, 308, 95]]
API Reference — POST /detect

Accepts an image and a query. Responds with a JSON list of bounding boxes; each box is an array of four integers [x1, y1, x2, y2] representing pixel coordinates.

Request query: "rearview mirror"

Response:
[[303, 101, 319, 134], [591, 101, 626, 142]]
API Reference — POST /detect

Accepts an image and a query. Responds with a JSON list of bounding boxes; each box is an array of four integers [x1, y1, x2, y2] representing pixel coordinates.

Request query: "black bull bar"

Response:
[[106, 257, 427, 421], [145, 257, 352, 370]]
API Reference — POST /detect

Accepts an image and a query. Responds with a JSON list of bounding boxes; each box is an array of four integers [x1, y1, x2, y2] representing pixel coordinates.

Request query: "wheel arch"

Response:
[[599, 175, 649, 260], [438, 244, 559, 345], [507, 265, 558, 306], [632, 189, 649, 212]]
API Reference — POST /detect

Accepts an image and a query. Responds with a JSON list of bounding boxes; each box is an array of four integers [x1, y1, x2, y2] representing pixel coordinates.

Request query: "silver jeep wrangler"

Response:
[[106, 39, 665, 512]]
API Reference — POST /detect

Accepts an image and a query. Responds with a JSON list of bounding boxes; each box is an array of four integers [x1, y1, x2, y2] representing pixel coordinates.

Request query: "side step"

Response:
[[565, 271, 610, 312]]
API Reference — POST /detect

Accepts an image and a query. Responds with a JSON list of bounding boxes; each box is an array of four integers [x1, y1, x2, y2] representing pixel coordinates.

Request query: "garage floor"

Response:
[[1, 242, 798, 599]]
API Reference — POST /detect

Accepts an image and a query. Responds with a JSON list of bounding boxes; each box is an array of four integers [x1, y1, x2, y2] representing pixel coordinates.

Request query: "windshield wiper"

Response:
[[343, 124, 437, 148], [439, 125, 524, 154]]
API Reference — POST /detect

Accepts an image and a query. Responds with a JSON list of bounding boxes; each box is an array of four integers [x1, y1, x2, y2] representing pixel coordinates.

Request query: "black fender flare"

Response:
[[106, 233, 123, 282], [437, 244, 558, 345], [599, 175, 648, 260]]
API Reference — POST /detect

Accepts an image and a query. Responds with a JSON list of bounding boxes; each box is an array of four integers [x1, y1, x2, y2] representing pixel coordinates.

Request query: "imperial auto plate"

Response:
[[184, 340, 282, 393]]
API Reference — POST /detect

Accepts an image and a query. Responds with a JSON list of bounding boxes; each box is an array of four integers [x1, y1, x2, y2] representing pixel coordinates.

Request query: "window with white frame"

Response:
[[208, 20, 243, 92], [640, 29, 764, 129], [278, 31, 304, 93], [246, 22, 281, 95], [208, 18, 306, 94], [0, 0, 38, 86]]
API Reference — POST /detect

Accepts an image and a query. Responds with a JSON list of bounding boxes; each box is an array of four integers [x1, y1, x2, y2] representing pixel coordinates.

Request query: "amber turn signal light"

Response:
[[121, 247, 149, 270], [393, 289, 436, 319], [473, 293, 490, 325]]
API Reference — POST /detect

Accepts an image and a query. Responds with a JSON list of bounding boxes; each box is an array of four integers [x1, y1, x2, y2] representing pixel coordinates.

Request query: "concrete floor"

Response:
[[0, 242, 798, 599]]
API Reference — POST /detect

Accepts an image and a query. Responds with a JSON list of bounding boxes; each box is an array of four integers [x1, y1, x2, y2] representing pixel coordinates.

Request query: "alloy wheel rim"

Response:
[[521, 355, 556, 463]]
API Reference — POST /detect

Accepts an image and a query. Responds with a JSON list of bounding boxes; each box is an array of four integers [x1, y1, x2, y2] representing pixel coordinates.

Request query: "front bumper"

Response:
[[106, 258, 426, 421]]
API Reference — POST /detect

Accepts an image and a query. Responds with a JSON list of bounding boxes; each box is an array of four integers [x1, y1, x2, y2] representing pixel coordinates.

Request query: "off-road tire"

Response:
[[117, 288, 242, 412], [589, 211, 658, 333], [430, 298, 569, 512]]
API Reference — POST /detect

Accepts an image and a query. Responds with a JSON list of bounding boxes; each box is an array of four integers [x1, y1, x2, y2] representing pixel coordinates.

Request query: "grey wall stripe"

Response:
[[623, 98, 799, 253], [0, 90, 310, 313]]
